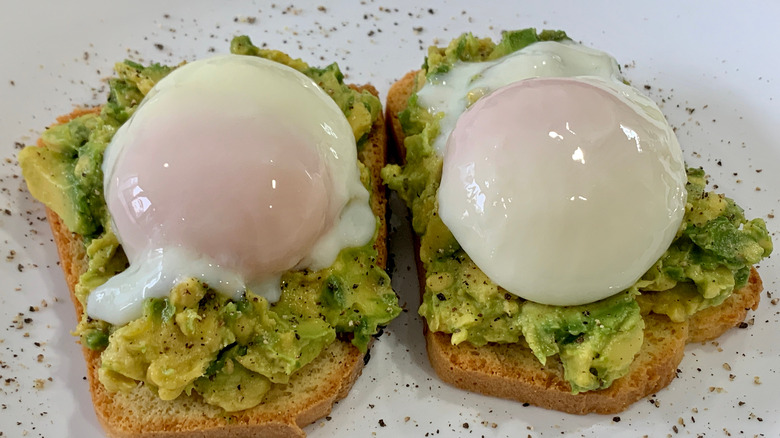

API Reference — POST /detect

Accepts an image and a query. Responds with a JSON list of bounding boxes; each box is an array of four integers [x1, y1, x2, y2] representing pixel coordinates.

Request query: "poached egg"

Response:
[[422, 41, 687, 306], [88, 54, 376, 325]]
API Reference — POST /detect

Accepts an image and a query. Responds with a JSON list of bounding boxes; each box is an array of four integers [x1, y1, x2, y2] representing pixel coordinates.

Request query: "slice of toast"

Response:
[[44, 83, 388, 438], [386, 70, 764, 415]]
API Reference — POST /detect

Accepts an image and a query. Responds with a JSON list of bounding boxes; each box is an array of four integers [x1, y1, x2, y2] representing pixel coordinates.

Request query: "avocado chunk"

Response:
[[519, 291, 644, 393], [99, 281, 236, 401], [636, 281, 731, 323], [194, 351, 272, 412], [19, 112, 115, 237], [423, 29, 569, 79], [636, 168, 772, 318], [19, 145, 89, 234], [419, 252, 524, 346], [273, 246, 401, 352], [420, 212, 460, 264], [224, 294, 336, 384], [74, 228, 127, 307]]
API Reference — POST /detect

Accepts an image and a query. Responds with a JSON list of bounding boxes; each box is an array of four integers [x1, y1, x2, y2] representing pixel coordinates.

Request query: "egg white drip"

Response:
[[416, 40, 623, 155], [86, 246, 247, 324], [298, 195, 376, 268], [88, 55, 375, 326]]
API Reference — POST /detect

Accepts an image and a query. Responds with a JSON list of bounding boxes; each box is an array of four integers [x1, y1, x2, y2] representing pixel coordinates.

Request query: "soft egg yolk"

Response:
[[89, 55, 375, 325], [438, 77, 687, 306]]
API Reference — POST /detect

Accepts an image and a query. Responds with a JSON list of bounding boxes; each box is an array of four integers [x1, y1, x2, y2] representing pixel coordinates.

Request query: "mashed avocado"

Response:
[[382, 29, 772, 394], [19, 36, 400, 411]]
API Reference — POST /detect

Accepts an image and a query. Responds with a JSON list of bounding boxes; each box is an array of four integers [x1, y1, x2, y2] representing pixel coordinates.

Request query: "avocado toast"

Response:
[[19, 37, 400, 437], [382, 29, 771, 414]]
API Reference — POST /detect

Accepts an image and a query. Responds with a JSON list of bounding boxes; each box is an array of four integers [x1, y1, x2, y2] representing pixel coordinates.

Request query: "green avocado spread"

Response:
[[19, 36, 400, 411], [382, 29, 772, 394]]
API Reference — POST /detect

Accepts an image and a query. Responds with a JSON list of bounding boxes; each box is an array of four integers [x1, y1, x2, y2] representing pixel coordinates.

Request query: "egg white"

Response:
[[89, 55, 375, 325], [423, 41, 687, 305]]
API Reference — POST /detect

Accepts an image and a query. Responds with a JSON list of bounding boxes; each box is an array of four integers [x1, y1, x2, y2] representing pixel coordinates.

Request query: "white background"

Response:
[[1, 1, 778, 437]]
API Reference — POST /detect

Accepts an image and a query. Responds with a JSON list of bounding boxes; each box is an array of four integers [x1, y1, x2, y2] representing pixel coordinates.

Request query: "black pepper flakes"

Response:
[[378, 419, 386, 427]]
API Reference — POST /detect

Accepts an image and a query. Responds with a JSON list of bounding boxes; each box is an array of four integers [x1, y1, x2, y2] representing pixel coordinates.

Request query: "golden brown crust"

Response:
[[386, 71, 418, 164], [386, 70, 765, 415], [45, 84, 388, 438], [354, 84, 389, 267], [426, 313, 689, 415]]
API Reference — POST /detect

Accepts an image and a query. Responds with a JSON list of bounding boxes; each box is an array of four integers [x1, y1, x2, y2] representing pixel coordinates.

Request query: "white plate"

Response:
[[1, 1, 778, 436]]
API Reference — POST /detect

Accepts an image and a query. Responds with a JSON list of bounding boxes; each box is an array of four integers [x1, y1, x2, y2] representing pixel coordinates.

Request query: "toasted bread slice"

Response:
[[386, 70, 764, 415], [45, 83, 388, 438]]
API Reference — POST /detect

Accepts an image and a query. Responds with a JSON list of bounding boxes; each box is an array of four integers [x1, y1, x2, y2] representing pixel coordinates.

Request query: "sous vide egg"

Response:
[[88, 54, 375, 325], [425, 41, 687, 306]]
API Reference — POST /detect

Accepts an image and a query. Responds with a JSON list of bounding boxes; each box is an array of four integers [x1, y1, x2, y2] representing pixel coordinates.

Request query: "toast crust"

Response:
[[45, 84, 388, 437], [386, 70, 764, 415]]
